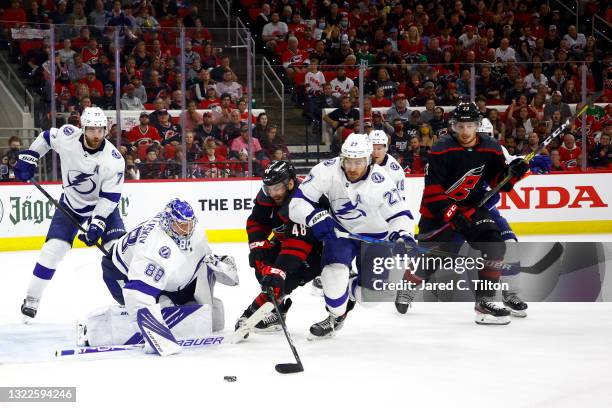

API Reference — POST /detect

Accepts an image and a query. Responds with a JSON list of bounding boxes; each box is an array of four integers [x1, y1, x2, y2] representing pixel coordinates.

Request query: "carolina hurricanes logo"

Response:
[[334, 199, 366, 220], [445, 165, 484, 201], [66, 170, 97, 194]]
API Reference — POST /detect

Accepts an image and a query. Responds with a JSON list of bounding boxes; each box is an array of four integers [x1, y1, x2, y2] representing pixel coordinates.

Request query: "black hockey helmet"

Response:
[[262, 160, 296, 186], [452, 102, 481, 123]]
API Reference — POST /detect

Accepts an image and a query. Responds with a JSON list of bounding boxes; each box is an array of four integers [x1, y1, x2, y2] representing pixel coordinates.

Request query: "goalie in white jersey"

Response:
[[368, 130, 407, 200], [86, 198, 238, 355], [289, 133, 415, 338], [14, 107, 126, 321]]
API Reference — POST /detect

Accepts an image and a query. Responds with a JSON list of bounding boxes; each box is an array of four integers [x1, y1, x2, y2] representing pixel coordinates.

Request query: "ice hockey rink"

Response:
[[1, 234, 611, 408]]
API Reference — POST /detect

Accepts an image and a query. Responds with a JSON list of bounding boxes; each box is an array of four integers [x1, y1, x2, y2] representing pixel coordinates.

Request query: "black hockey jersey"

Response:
[[420, 135, 513, 220]]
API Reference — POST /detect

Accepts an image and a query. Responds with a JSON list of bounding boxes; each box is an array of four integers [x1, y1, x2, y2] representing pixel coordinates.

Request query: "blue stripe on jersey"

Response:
[[61, 194, 96, 214], [293, 188, 319, 207], [114, 243, 129, 273], [324, 287, 349, 308], [100, 191, 121, 203], [42, 130, 51, 146], [386, 210, 414, 223], [123, 280, 161, 298]]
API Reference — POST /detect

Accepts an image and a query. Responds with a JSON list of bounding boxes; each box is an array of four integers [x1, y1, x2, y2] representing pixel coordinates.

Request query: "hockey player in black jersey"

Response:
[[410, 102, 529, 324], [235, 161, 324, 335]]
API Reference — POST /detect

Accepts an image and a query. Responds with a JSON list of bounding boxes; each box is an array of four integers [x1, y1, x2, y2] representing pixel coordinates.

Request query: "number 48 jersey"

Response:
[[419, 135, 509, 221]]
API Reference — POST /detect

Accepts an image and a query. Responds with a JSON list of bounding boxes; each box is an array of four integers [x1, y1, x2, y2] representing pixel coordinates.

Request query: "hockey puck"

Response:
[[223, 376, 237, 382]]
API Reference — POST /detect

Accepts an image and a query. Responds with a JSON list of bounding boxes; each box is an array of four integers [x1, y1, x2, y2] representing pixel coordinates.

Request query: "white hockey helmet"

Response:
[[341, 133, 373, 164], [81, 107, 108, 129], [476, 117, 494, 138], [368, 129, 388, 147]]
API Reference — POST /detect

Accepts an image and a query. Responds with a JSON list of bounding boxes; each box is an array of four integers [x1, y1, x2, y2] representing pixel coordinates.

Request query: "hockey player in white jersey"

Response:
[[368, 129, 407, 199], [85, 198, 238, 355], [289, 133, 415, 338], [14, 107, 126, 321]]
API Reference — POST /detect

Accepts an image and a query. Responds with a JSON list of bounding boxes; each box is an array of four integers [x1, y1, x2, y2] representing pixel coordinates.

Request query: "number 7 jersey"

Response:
[[290, 158, 414, 239]]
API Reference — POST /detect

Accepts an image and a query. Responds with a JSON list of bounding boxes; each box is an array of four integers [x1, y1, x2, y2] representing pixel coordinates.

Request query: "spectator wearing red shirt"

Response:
[[281, 36, 309, 83], [199, 88, 221, 110], [78, 71, 104, 100], [2, 0, 27, 32], [370, 87, 393, 108], [127, 112, 162, 146], [197, 138, 229, 178], [81, 38, 102, 65], [558, 133, 582, 169]]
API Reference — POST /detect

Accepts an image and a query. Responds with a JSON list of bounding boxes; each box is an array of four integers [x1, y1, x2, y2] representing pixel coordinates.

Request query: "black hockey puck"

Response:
[[223, 376, 237, 382]]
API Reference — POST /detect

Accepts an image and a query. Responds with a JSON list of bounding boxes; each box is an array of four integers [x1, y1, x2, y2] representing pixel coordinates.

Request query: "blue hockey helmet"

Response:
[[160, 198, 197, 250]]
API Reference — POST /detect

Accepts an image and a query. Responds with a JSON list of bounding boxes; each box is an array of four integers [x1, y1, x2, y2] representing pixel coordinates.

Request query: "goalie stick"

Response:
[[266, 288, 304, 374], [29, 178, 110, 257], [56, 335, 227, 357], [58, 302, 275, 356], [416, 93, 602, 241], [336, 230, 563, 276]]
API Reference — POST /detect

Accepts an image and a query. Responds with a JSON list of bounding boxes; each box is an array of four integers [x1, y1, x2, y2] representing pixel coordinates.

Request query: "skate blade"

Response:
[[475, 313, 511, 325], [509, 309, 528, 318], [253, 326, 282, 334], [307, 332, 336, 341], [22, 315, 34, 324]]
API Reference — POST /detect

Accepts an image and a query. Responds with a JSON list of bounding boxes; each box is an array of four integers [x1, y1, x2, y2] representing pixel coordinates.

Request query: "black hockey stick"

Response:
[[336, 230, 563, 275], [266, 288, 304, 374], [417, 93, 601, 241], [29, 178, 110, 257]]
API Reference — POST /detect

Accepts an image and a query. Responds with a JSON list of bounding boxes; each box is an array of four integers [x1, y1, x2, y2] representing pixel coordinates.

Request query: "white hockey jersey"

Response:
[[289, 158, 414, 239], [378, 154, 407, 200], [111, 214, 218, 316], [29, 124, 125, 219]]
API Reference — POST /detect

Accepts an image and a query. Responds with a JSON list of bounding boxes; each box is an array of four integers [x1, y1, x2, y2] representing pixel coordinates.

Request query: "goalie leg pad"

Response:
[[212, 297, 224, 332], [82, 304, 212, 346], [137, 307, 181, 356]]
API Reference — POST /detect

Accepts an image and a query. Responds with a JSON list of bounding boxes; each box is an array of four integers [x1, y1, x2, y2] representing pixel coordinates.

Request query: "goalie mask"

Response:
[[160, 199, 197, 250]]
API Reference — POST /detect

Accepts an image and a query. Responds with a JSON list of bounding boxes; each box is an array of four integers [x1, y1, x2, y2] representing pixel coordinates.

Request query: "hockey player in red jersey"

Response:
[[235, 161, 324, 336], [410, 102, 529, 324]]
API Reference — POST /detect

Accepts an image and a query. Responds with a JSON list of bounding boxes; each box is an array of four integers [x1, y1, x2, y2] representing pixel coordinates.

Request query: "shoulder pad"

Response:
[[389, 161, 401, 171], [158, 245, 172, 259], [58, 124, 80, 138], [431, 135, 456, 152], [255, 188, 275, 206]]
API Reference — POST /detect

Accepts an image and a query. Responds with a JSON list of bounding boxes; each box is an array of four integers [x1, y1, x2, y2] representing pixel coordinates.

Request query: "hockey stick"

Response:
[[29, 178, 110, 257], [416, 93, 601, 241], [266, 288, 304, 374], [231, 301, 274, 343], [56, 335, 227, 357], [336, 230, 563, 275]]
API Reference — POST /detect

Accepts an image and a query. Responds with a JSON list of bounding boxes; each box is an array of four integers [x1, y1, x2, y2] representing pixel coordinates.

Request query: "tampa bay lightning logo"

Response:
[[112, 150, 121, 159], [64, 126, 74, 135], [371, 172, 385, 183], [66, 170, 97, 194], [334, 199, 367, 220], [390, 162, 400, 171], [324, 158, 336, 166], [159, 246, 171, 259]]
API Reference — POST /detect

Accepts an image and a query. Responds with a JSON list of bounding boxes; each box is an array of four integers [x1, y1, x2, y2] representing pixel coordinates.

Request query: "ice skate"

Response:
[[475, 299, 511, 325], [21, 296, 40, 323], [503, 292, 528, 318]]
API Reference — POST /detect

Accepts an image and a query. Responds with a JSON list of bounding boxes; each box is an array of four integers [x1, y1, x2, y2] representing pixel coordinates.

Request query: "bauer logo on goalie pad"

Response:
[[159, 246, 171, 258]]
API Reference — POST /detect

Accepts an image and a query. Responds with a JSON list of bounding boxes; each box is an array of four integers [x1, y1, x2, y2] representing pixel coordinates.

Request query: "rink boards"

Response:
[[0, 172, 611, 251]]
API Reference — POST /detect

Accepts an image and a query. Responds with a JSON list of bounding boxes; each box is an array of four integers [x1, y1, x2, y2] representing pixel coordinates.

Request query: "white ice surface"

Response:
[[1, 235, 612, 408]]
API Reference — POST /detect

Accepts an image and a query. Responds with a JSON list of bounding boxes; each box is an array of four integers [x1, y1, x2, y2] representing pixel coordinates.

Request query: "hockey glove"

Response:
[[306, 210, 338, 243], [14, 150, 39, 181], [248, 240, 273, 268], [389, 230, 417, 247], [78, 216, 106, 246], [256, 261, 286, 298], [444, 204, 472, 234], [508, 158, 530, 179]]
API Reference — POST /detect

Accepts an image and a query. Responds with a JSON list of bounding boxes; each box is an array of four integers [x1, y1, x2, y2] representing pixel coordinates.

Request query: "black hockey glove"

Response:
[[443, 204, 473, 234], [508, 158, 530, 179], [257, 261, 286, 298], [248, 239, 273, 268]]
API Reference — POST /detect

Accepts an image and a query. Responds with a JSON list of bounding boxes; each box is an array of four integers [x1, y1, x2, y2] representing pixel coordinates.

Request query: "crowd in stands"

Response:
[[0, 0, 288, 180], [243, 0, 611, 173]]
